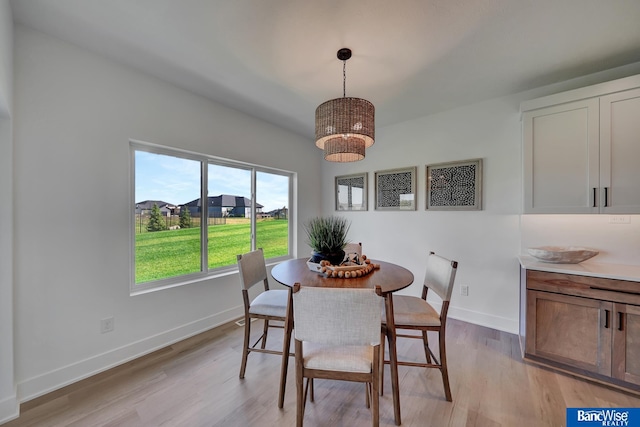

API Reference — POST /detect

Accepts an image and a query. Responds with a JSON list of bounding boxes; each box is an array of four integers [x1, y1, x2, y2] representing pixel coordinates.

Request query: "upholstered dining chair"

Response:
[[237, 248, 292, 407], [380, 251, 458, 401], [292, 283, 383, 427]]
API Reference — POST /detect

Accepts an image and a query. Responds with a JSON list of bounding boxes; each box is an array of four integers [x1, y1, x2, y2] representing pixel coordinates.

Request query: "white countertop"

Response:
[[519, 255, 640, 282]]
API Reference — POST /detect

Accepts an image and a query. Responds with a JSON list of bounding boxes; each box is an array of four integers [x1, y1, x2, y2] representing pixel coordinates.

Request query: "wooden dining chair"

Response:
[[292, 283, 383, 427], [237, 248, 292, 407], [380, 251, 458, 401]]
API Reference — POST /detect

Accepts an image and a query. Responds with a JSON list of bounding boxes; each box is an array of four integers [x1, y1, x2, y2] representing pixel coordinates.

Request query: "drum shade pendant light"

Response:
[[315, 48, 375, 162]]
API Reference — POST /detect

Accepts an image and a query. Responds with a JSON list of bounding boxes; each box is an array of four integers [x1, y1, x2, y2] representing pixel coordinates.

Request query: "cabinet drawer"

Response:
[[526, 270, 640, 306]]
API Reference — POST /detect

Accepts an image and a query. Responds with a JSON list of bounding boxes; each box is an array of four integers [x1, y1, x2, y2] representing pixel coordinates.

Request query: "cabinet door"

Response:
[[523, 99, 599, 214], [526, 290, 612, 376], [600, 88, 640, 213], [612, 303, 640, 386]]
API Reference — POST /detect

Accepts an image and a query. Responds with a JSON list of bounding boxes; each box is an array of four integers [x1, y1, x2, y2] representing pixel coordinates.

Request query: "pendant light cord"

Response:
[[343, 60, 347, 98]]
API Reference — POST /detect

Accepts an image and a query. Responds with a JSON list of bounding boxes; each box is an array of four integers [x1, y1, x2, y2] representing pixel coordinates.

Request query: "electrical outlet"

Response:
[[609, 215, 630, 224], [100, 317, 114, 334], [460, 285, 469, 296]]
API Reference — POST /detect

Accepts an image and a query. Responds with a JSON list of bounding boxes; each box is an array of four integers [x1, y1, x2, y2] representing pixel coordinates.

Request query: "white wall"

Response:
[[321, 63, 640, 335], [12, 25, 321, 404], [321, 96, 523, 333], [0, 0, 10, 114], [0, 0, 15, 423]]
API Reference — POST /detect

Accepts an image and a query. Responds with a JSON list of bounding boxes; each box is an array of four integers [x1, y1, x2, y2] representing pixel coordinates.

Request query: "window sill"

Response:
[[130, 255, 293, 296]]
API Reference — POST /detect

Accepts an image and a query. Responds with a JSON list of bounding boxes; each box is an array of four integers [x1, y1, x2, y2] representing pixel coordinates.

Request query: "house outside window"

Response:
[[131, 140, 293, 293]]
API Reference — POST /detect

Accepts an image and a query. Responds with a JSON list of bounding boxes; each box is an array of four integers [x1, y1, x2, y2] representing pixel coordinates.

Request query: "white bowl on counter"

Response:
[[527, 246, 599, 264]]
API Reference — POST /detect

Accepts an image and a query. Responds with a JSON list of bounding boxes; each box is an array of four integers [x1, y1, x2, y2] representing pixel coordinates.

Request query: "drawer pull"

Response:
[[604, 309, 610, 329], [604, 187, 609, 207], [593, 188, 597, 207]]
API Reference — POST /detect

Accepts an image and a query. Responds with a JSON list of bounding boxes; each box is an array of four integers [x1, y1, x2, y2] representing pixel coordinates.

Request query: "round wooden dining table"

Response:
[[271, 257, 414, 426]]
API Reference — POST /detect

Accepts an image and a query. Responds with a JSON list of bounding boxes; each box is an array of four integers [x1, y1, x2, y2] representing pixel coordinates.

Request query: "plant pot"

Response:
[[310, 250, 345, 266], [309, 251, 325, 263], [327, 250, 346, 266]]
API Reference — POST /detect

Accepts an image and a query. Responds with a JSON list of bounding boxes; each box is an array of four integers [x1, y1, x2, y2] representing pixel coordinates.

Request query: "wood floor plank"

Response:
[[5, 319, 640, 426]]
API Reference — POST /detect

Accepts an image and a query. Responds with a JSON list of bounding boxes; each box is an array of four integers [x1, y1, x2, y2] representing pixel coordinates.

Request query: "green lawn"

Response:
[[135, 219, 288, 283]]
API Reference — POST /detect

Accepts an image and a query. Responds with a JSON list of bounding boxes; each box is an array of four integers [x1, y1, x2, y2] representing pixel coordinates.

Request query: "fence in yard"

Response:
[[134, 215, 228, 234]]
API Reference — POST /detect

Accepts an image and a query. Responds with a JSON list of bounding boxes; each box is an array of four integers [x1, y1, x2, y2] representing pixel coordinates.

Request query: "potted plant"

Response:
[[304, 215, 351, 266]]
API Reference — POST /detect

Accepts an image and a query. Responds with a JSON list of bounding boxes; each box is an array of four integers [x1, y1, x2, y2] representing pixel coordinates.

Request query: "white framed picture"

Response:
[[374, 167, 417, 211], [426, 158, 482, 210], [335, 173, 368, 211]]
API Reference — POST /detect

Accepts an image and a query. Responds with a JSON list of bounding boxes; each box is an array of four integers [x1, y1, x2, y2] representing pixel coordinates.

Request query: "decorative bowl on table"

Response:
[[307, 256, 379, 278], [527, 246, 599, 264], [307, 259, 323, 273]]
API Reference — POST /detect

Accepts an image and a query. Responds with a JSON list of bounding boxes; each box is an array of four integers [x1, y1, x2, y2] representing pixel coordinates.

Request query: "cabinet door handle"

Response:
[[593, 188, 597, 208], [604, 187, 609, 207], [604, 309, 610, 329], [618, 311, 624, 331]]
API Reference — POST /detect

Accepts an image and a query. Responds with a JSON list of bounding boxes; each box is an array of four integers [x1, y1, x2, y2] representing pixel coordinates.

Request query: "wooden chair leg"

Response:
[[372, 348, 380, 427], [296, 345, 304, 426], [239, 314, 251, 379], [384, 295, 402, 426], [261, 319, 269, 349], [278, 291, 294, 409], [422, 330, 432, 364], [296, 379, 304, 427], [309, 378, 314, 402], [439, 330, 452, 402], [365, 383, 370, 408], [372, 383, 380, 427], [379, 329, 385, 396], [278, 321, 292, 408]]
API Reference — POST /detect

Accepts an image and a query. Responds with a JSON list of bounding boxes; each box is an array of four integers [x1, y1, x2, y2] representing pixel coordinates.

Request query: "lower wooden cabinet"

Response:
[[526, 290, 612, 376], [522, 269, 640, 392], [613, 303, 640, 386]]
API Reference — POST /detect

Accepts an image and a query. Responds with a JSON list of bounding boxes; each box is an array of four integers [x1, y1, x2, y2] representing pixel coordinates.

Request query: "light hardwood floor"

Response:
[[5, 319, 640, 427]]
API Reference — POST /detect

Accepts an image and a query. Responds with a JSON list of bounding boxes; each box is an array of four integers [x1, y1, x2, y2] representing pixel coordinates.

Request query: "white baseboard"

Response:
[[0, 392, 19, 425], [428, 301, 519, 334], [17, 306, 244, 404], [447, 305, 518, 334]]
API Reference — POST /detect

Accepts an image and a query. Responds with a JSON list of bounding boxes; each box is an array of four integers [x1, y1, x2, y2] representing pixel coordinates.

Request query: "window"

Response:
[[131, 141, 293, 293]]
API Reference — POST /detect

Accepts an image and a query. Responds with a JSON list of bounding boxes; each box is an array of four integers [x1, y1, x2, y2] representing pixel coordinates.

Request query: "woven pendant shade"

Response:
[[315, 97, 375, 150], [324, 136, 366, 162], [314, 48, 375, 162]]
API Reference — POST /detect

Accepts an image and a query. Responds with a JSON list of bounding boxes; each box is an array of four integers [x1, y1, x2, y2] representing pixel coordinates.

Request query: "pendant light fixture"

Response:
[[315, 48, 375, 162]]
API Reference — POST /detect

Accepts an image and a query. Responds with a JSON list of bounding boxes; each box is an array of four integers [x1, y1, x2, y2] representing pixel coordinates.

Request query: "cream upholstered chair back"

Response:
[[293, 286, 382, 347], [237, 248, 269, 291], [292, 284, 383, 426], [424, 252, 458, 303]]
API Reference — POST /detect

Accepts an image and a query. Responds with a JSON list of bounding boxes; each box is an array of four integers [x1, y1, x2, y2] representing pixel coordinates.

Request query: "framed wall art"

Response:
[[335, 173, 368, 211], [426, 158, 482, 210], [374, 166, 417, 211]]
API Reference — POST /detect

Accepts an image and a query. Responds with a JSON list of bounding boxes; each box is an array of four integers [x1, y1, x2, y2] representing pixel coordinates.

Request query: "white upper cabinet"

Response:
[[599, 88, 640, 214], [522, 75, 640, 214], [523, 99, 599, 214]]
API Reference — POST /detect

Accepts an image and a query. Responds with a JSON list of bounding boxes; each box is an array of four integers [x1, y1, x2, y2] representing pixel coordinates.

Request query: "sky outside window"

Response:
[[135, 151, 288, 211]]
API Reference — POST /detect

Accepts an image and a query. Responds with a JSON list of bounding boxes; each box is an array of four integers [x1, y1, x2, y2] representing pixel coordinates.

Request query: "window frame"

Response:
[[130, 140, 294, 294]]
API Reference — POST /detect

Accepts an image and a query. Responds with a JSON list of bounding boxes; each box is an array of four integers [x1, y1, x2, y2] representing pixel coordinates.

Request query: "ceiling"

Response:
[[10, 0, 640, 139]]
